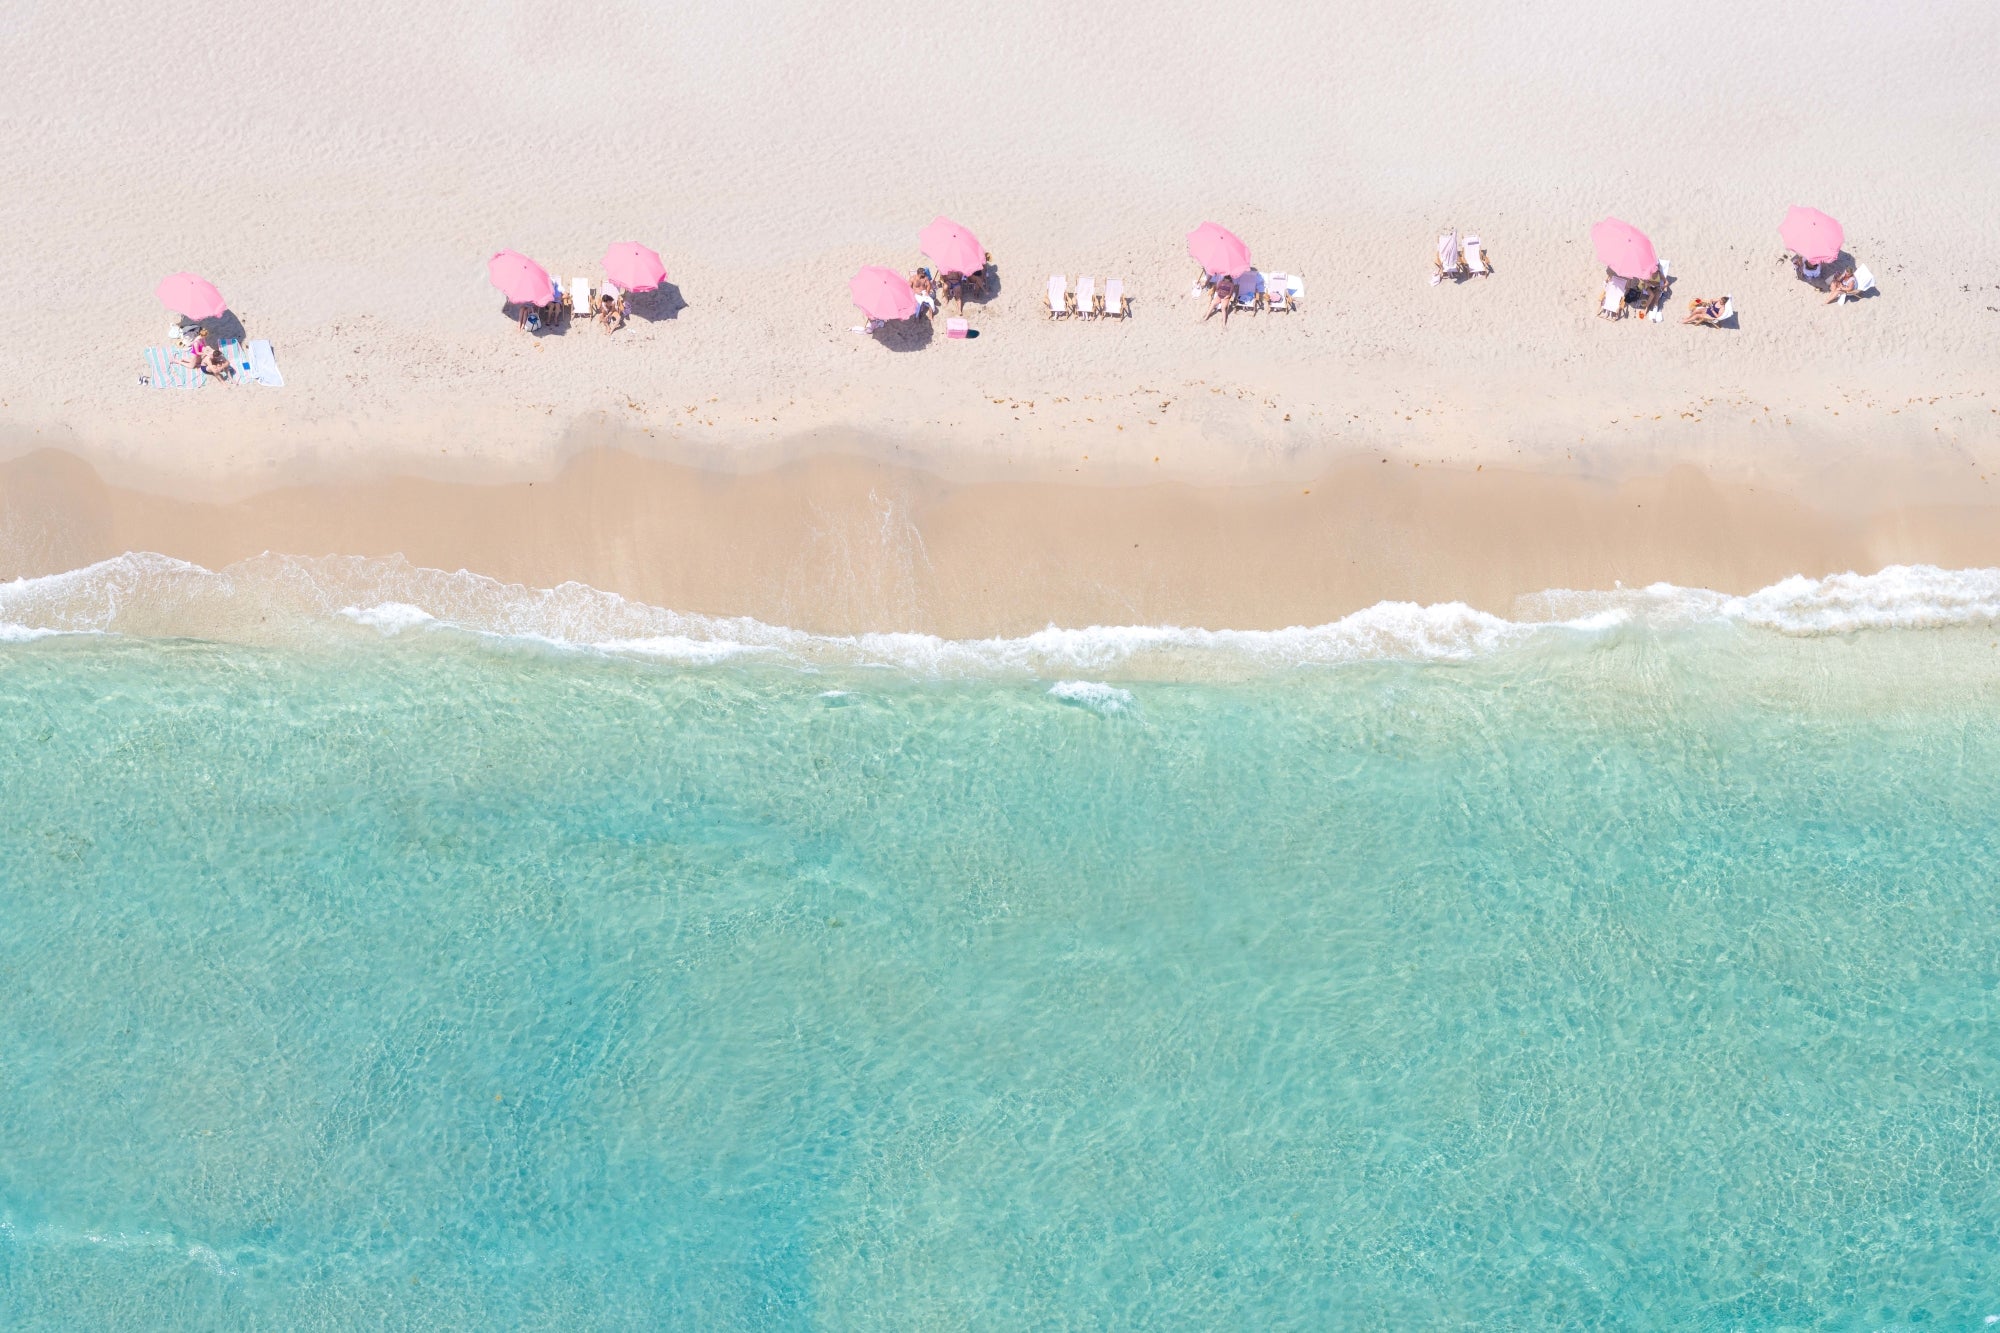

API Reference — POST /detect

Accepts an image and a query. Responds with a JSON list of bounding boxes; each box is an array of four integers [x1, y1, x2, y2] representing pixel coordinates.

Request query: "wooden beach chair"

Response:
[[571, 277, 591, 316], [1599, 279, 1627, 320], [1462, 235, 1491, 276], [1075, 276, 1097, 321], [1045, 275, 1071, 319], [1102, 278, 1128, 319]]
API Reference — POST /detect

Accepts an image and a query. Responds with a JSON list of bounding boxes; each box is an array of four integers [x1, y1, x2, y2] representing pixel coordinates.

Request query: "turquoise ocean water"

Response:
[[2, 556, 1999, 1328]]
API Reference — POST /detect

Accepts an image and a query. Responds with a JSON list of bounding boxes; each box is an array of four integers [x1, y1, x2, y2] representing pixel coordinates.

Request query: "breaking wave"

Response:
[[3, 552, 1999, 679]]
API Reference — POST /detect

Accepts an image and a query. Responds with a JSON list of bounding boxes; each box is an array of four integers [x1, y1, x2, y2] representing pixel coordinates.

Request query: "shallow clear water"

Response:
[[3, 621, 1999, 1328]]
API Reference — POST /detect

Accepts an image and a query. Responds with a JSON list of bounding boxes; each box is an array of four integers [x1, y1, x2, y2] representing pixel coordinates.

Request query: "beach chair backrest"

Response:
[[1048, 275, 1066, 311], [1105, 278, 1123, 315], [1463, 237, 1484, 269], [1853, 264, 1875, 292], [572, 277, 590, 309], [1720, 297, 1735, 322], [1076, 276, 1095, 313], [1603, 280, 1625, 314]]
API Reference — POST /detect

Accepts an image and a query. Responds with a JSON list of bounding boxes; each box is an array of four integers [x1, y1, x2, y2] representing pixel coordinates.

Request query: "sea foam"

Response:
[[4, 552, 2000, 678]]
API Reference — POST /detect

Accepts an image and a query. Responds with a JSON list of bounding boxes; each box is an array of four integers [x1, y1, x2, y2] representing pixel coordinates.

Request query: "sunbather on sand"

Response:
[[1682, 296, 1727, 326], [1203, 274, 1237, 324], [939, 271, 970, 315], [596, 292, 625, 331], [1824, 269, 1858, 303]]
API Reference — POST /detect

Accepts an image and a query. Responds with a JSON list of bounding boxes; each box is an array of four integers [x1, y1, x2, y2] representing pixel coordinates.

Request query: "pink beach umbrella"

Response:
[[1778, 206, 1844, 266], [1590, 217, 1659, 281], [488, 250, 554, 305], [850, 266, 918, 321], [155, 272, 227, 320], [918, 216, 984, 276], [603, 242, 667, 293], [1186, 222, 1251, 277]]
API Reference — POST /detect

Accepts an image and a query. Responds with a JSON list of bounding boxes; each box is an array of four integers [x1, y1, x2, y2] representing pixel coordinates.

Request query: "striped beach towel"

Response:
[[142, 347, 206, 389]]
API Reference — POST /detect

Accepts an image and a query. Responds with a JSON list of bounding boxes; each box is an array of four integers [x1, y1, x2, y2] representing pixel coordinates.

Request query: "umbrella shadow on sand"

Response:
[[501, 300, 570, 336], [199, 311, 248, 343], [628, 284, 687, 322], [873, 316, 934, 352]]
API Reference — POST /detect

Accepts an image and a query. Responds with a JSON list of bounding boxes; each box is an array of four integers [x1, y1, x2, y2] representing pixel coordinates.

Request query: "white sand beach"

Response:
[[2, 0, 1998, 625]]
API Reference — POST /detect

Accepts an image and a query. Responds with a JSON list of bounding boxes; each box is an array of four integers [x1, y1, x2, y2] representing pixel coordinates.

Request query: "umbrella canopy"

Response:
[[155, 273, 227, 320], [1590, 218, 1658, 281], [603, 242, 667, 293], [488, 250, 554, 305], [850, 266, 918, 321], [918, 216, 984, 276], [1779, 206, 1844, 266], [1187, 222, 1251, 277]]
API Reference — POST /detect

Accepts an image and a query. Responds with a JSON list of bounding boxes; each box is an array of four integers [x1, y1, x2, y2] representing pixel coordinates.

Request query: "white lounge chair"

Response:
[[1075, 276, 1097, 320], [1046, 274, 1070, 319], [1263, 273, 1294, 312], [1719, 296, 1735, 323], [571, 277, 591, 314], [1462, 235, 1490, 276], [1102, 278, 1128, 318], [1235, 271, 1263, 309], [1432, 231, 1459, 285], [1600, 279, 1627, 320]]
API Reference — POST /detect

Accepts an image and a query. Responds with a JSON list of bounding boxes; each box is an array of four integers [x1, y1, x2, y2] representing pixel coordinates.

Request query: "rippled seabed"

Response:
[[3, 624, 1998, 1329]]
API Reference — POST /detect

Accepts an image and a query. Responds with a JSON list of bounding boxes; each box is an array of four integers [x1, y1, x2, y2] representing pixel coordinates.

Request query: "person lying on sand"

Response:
[[1682, 296, 1728, 326], [1203, 274, 1237, 324], [1824, 268, 1858, 303], [596, 292, 625, 331]]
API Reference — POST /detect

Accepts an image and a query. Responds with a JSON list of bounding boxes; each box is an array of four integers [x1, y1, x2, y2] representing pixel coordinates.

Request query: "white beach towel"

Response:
[[1047, 274, 1068, 317], [1434, 231, 1459, 285], [1719, 296, 1735, 322], [571, 277, 590, 311], [1076, 276, 1096, 319], [1602, 279, 1626, 317], [247, 339, 284, 387], [1103, 278, 1125, 317], [1462, 236, 1486, 274]]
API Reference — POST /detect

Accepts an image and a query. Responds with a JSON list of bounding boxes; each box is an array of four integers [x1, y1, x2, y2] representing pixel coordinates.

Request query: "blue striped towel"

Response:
[[142, 347, 206, 389], [220, 339, 252, 376]]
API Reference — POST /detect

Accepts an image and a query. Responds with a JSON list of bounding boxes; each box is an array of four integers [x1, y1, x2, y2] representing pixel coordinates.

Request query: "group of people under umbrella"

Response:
[[1592, 206, 1869, 326], [851, 216, 992, 335], [488, 242, 669, 333]]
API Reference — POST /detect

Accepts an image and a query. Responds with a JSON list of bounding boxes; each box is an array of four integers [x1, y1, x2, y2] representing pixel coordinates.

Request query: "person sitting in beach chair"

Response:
[[909, 268, 938, 318], [1791, 254, 1828, 288], [1824, 268, 1858, 303], [1630, 271, 1668, 321], [1203, 274, 1238, 324], [1682, 296, 1730, 326], [596, 290, 626, 331], [939, 271, 969, 314]]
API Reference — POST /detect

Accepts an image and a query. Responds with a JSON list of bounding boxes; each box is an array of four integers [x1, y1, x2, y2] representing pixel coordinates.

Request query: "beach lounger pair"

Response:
[[1432, 233, 1491, 284], [1045, 275, 1128, 320]]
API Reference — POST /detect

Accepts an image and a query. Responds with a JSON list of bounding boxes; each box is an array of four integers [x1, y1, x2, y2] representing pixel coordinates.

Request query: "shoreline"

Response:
[[8, 437, 2000, 640]]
